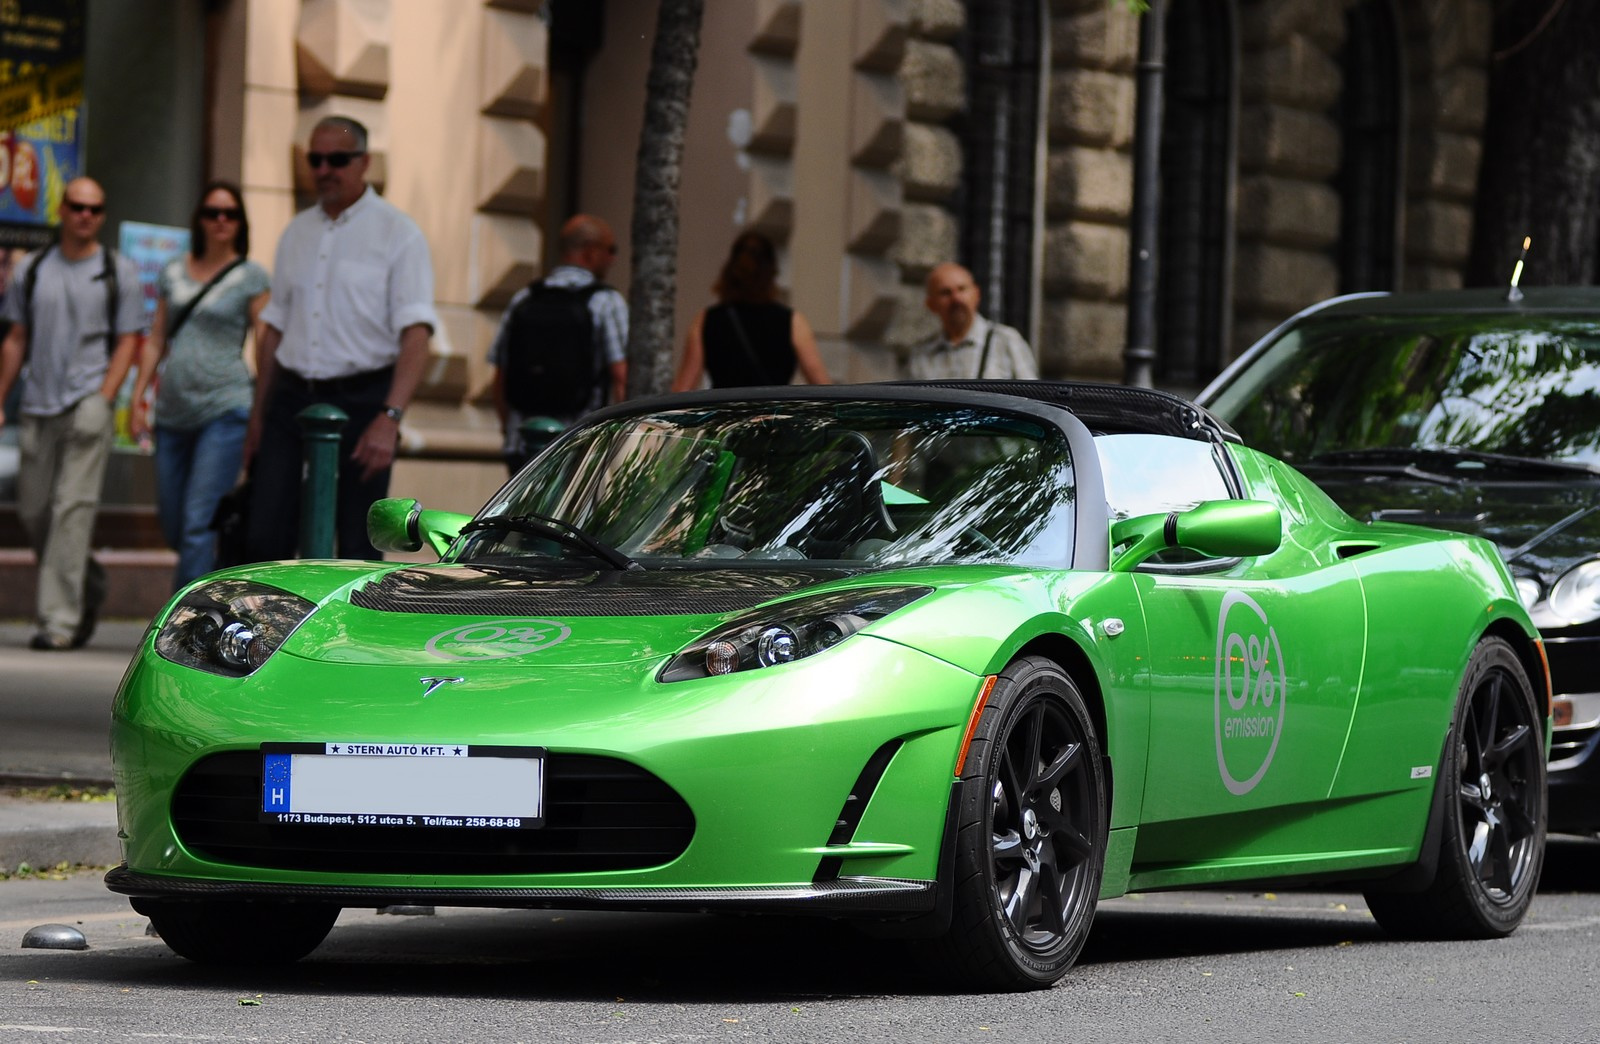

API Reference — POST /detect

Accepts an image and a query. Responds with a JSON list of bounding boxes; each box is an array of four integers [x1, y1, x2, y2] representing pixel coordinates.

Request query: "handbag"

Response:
[[210, 477, 252, 569]]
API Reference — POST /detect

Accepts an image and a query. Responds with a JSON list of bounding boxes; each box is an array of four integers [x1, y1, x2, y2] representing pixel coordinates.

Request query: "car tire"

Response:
[[1364, 636, 1546, 939], [938, 656, 1107, 990], [142, 900, 340, 965]]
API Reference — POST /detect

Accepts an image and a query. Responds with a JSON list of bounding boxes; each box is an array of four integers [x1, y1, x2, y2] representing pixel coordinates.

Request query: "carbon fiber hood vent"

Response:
[[350, 564, 855, 617]]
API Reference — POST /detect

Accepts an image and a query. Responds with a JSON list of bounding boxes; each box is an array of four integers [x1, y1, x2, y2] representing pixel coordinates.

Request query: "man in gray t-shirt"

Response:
[[0, 176, 145, 650]]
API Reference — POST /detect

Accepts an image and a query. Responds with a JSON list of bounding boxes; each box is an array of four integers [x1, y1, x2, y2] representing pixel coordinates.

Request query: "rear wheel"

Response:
[[1365, 636, 1545, 938], [938, 656, 1107, 990], [139, 900, 340, 965]]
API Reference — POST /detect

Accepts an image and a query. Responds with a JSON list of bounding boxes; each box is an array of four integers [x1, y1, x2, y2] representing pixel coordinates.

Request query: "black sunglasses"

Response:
[[199, 206, 242, 221], [64, 200, 105, 215], [307, 150, 364, 169]]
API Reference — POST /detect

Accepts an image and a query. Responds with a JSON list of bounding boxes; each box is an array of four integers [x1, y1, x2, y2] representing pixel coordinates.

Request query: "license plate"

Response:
[[260, 743, 543, 828]]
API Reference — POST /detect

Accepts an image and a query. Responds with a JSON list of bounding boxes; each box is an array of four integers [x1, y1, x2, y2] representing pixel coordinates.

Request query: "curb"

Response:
[[0, 795, 122, 871]]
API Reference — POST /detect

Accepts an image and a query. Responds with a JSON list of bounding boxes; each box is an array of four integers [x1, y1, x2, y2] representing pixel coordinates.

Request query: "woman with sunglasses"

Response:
[[130, 180, 270, 589]]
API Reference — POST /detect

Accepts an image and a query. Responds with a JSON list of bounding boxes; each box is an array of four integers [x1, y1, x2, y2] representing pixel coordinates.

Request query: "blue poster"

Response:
[[119, 220, 189, 323]]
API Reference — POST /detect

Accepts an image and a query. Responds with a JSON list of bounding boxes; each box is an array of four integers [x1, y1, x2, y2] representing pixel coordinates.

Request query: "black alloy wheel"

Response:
[[1365, 636, 1545, 938], [940, 656, 1107, 990]]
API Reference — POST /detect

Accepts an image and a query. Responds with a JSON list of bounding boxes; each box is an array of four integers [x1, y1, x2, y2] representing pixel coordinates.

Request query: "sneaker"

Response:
[[29, 632, 74, 651]]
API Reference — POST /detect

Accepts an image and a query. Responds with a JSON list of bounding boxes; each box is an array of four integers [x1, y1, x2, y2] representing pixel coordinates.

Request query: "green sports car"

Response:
[[107, 381, 1550, 990]]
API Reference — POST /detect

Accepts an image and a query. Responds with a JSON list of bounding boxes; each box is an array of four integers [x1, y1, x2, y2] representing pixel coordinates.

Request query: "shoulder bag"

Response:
[[166, 257, 246, 343]]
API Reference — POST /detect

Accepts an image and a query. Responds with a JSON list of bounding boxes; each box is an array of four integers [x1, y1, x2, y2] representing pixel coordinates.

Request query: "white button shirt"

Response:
[[260, 186, 438, 379], [904, 315, 1038, 381]]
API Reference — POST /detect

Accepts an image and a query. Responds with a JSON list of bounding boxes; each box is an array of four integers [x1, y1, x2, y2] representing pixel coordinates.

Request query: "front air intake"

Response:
[[170, 751, 694, 874]]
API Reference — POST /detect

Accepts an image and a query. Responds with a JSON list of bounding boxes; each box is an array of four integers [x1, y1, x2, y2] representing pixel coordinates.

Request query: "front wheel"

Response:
[[139, 900, 340, 965], [938, 656, 1107, 990], [1365, 636, 1546, 938]]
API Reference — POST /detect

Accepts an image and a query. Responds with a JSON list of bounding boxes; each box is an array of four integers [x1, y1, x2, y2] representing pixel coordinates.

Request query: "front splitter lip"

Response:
[[104, 866, 936, 917]]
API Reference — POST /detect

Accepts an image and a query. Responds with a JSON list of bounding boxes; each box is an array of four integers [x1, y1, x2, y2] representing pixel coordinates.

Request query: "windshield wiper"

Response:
[[1304, 446, 1600, 480], [458, 512, 643, 571], [1297, 449, 1460, 485]]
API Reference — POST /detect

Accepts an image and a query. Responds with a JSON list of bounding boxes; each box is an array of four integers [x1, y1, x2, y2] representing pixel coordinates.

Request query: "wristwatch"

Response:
[[381, 405, 404, 423]]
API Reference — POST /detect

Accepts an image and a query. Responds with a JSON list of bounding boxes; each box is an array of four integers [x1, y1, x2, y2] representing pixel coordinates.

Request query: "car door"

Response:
[[1096, 435, 1368, 858]]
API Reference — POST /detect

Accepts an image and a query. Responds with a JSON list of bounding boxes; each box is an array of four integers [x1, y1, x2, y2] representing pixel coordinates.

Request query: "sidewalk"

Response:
[[0, 618, 146, 871]]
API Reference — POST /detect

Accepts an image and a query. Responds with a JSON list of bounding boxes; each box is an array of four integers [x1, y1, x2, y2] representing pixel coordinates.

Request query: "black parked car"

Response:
[[1197, 287, 1600, 834]]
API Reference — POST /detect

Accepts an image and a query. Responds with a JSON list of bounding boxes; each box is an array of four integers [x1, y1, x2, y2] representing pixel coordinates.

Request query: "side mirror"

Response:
[[367, 498, 471, 557], [368, 498, 421, 553], [1110, 499, 1282, 572]]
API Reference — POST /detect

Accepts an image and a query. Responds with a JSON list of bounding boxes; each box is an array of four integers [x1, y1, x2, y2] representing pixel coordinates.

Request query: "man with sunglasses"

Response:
[[0, 176, 145, 650], [244, 115, 437, 561]]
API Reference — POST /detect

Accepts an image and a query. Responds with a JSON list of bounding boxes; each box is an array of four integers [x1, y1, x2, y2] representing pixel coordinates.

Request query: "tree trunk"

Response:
[[1467, 1, 1600, 286], [624, 0, 705, 398]]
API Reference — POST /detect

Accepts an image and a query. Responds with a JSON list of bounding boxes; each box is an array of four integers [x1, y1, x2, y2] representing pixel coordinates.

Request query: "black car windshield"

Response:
[[452, 400, 1076, 567], [1207, 313, 1600, 472]]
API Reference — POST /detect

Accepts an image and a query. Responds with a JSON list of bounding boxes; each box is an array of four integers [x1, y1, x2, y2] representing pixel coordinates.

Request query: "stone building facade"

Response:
[[0, 0, 1501, 562], [187, 0, 1500, 494]]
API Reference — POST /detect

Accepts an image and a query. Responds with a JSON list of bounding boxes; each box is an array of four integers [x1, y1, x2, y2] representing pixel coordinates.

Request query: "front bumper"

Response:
[[111, 632, 979, 894], [104, 866, 937, 916], [1548, 723, 1600, 834], [1544, 634, 1600, 834]]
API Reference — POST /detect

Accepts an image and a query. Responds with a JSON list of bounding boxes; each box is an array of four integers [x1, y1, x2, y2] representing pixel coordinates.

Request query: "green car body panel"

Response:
[[107, 382, 1550, 986]]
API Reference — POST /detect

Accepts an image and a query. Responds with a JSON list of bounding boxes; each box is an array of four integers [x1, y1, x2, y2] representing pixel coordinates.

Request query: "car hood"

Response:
[[1318, 477, 1600, 580], [280, 562, 869, 668]]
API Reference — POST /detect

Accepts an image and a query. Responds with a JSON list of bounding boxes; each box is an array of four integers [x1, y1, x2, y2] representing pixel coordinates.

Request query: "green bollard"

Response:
[[297, 404, 348, 559], [518, 415, 567, 459]]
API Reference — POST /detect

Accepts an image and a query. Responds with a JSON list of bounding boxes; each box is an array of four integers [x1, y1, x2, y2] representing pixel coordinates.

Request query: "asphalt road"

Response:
[[3, 836, 1599, 1043], [5, 619, 1600, 1039], [0, 620, 143, 784]]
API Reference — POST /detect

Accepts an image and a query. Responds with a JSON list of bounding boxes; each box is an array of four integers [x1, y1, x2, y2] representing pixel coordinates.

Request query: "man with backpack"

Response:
[[0, 176, 145, 650], [489, 214, 628, 473]]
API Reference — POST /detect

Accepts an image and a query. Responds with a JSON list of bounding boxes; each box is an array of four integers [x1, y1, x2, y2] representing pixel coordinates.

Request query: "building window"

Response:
[[1337, 0, 1402, 293], [957, 0, 1043, 336], [1157, 0, 1235, 389]]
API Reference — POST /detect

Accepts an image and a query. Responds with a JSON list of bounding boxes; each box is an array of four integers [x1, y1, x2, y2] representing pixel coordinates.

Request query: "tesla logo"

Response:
[[419, 676, 463, 698], [1213, 590, 1288, 796]]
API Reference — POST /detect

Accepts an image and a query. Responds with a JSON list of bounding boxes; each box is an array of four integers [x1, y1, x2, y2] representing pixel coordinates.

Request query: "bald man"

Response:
[[904, 262, 1037, 381], [0, 176, 145, 649], [489, 213, 628, 473]]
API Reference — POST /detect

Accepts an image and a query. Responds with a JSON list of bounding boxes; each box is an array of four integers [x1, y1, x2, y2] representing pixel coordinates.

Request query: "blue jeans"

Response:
[[155, 408, 249, 590]]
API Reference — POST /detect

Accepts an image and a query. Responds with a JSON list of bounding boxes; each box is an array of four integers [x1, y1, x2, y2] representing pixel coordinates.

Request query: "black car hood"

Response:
[[1320, 478, 1600, 580]]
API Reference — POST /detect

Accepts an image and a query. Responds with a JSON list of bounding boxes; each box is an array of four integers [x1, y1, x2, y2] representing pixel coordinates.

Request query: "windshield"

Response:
[[453, 400, 1076, 567], [1207, 313, 1600, 469]]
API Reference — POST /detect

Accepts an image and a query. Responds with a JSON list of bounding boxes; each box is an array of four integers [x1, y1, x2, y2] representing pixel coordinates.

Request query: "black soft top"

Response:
[[892, 379, 1240, 444], [583, 379, 1238, 446]]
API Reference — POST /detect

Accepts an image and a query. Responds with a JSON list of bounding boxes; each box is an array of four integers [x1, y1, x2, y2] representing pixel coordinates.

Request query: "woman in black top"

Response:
[[672, 231, 831, 390]]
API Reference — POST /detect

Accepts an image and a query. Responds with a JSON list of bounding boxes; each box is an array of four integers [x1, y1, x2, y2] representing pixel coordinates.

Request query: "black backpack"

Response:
[[502, 280, 607, 415]]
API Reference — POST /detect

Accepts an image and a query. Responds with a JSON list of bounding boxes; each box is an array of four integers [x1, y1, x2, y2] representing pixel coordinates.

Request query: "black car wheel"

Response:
[[940, 656, 1107, 990], [140, 900, 340, 965], [1365, 636, 1545, 938]]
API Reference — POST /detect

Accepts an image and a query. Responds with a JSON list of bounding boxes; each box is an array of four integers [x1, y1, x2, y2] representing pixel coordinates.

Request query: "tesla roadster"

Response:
[[106, 381, 1549, 990]]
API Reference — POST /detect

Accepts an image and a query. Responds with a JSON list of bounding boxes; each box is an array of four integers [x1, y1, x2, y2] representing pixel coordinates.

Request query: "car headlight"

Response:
[[1548, 560, 1600, 625], [660, 586, 931, 682], [1513, 576, 1541, 612], [155, 579, 316, 677]]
